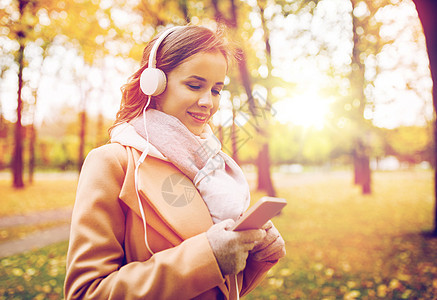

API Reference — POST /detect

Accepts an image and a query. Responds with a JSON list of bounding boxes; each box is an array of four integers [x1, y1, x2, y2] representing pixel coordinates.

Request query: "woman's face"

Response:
[[155, 51, 227, 135]]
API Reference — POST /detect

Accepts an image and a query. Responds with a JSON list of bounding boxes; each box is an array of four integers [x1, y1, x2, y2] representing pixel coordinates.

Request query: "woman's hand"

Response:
[[249, 221, 286, 262], [206, 219, 266, 275]]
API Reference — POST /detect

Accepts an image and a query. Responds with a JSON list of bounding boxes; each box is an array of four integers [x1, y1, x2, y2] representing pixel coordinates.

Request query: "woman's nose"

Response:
[[198, 92, 213, 108]]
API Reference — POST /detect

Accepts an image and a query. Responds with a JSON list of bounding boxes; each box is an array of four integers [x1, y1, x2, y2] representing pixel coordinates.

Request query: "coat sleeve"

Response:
[[240, 257, 277, 296], [64, 145, 224, 300]]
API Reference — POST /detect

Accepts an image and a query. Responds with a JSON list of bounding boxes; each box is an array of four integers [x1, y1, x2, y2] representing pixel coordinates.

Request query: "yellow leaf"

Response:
[[26, 268, 36, 276], [11, 268, 23, 276], [389, 278, 401, 290], [325, 268, 334, 278], [314, 263, 323, 271], [377, 284, 387, 298], [42, 284, 51, 293], [279, 268, 291, 276], [344, 290, 360, 300]]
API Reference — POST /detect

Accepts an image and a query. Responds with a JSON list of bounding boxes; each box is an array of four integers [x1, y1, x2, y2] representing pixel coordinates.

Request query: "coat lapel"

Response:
[[137, 156, 214, 240], [121, 151, 231, 299]]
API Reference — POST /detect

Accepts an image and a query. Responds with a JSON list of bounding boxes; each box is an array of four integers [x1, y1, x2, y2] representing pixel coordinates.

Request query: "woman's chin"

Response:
[[186, 124, 205, 136]]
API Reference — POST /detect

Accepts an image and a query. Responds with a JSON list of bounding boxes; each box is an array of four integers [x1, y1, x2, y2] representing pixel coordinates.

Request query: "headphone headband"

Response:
[[148, 26, 181, 69], [140, 26, 182, 96]]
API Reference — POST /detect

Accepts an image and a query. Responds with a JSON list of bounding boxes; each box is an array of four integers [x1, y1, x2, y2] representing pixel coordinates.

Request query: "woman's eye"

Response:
[[187, 84, 200, 90], [212, 89, 221, 96]]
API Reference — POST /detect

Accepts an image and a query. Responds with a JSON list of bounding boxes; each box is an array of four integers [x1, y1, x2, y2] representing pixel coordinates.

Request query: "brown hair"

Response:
[[109, 25, 234, 134]]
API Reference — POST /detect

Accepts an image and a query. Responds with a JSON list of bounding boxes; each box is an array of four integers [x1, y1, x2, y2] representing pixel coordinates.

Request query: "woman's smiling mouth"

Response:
[[187, 111, 209, 122]]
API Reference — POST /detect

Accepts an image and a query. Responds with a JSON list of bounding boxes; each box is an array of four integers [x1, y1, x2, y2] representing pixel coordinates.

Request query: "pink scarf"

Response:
[[131, 109, 250, 223]]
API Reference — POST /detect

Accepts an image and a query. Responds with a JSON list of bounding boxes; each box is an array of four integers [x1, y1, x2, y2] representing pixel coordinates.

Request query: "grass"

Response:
[[0, 177, 77, 216], [0, 241, 68, 300], [247, 170, 436, 299], [0, 170, 436, 299]]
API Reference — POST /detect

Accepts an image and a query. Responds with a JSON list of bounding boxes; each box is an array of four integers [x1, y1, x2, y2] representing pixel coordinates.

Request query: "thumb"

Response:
[[220, 219, 236, 230], [261, 220, 273, 231], [210, 219, 235, 232]]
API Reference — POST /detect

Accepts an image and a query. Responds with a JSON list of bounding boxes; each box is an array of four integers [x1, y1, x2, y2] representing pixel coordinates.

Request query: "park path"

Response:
[[0, 208, 72, 258]]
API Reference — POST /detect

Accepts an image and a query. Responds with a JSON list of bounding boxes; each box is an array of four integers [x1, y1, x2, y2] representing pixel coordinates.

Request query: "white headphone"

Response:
[[139, 26, 181, 96], [135, 26, 182, 256]]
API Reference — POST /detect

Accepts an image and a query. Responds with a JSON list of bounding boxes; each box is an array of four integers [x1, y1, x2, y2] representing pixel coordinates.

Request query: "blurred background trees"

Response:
[[0, 0, 433, 207]]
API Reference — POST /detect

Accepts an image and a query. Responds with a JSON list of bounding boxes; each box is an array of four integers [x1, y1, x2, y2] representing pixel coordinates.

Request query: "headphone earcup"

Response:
[[140, 68, 167, 96]]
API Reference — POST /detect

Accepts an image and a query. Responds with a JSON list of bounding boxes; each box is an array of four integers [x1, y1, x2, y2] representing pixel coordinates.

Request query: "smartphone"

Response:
[[231, 197, 287, 231]]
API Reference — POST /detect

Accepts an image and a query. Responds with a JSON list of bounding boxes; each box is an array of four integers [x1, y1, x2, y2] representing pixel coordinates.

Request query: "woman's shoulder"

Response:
[[84, 143, 129, 171], [89, 142, 126, 155], [87, 143, 127, 158]]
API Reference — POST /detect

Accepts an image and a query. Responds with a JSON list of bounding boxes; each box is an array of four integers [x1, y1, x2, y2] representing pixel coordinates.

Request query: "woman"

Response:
[[64, 25, 285, 300]]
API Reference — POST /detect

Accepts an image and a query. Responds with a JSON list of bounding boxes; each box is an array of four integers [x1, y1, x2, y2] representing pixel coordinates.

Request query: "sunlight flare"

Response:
[[274, 91, 333, 129]]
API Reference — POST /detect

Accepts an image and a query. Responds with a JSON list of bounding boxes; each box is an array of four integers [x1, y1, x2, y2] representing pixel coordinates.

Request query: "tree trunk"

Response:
[[413, 0, 437, 235], [212, 0, 276, 195], [257, 143, 275, 196], [350, 0, 371, 194], [231, 104, 239, 164], [217, 125, 224, 145], [96, 111, 104, 147], [13, 40, 25, 188], [361, 154, 371, 194], [256, 0, 276, 197], [178, 0, 190, 23], [78, 110, 86, 172], [353, 137, 371, 194], [236, 49, 276, 195], [434, 121, 437, 236], [28, 124, 35, 184], [353, 150, 361, 185], [28, 87, 39, 184]]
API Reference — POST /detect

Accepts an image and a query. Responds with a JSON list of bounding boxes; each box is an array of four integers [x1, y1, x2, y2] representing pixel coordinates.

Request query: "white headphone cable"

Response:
[[134, 95, 154, 255], [235, 275, 240, 300]]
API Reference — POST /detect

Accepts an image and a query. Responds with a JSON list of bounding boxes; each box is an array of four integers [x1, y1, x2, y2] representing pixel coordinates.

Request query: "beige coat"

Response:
[[64, 143, 276, 299]]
